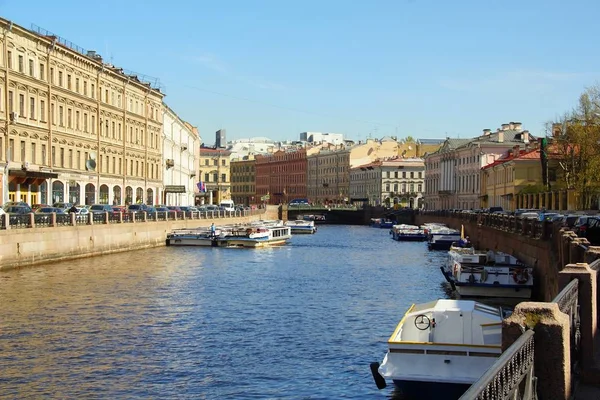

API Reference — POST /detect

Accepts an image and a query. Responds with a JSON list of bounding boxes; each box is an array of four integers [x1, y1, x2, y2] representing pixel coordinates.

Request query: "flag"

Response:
[[197, 182, 206, 192]]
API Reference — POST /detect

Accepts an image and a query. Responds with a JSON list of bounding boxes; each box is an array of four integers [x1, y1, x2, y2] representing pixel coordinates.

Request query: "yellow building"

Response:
[[230, 156, 255, 206], [0, 19, 164, 206], [481, 145, 557, 211], [197, 146, 231, 205]]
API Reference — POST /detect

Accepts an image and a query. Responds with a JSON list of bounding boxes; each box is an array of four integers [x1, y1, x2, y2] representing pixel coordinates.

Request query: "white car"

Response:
[[76, 207, 90, 215]]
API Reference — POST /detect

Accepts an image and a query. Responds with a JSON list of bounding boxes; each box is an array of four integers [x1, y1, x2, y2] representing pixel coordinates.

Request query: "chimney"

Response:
[[498, 131, 504, 143], [522, 130, 530, 143], [483, 129, 492, 136], [509, 122, 515, 130], [513, 122, 523, 131], [501, 123, 510, 131]]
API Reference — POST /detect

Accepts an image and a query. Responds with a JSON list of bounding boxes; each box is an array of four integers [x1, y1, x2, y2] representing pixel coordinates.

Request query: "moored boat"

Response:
[[441, 245, 533, 298], [370, 299, 503, 399], [371, 218, 395, 229], [166, 222, 292, 248], [427, 227, 462, 250], [284, 219, 317, 234], [390, 224, 427, 241]]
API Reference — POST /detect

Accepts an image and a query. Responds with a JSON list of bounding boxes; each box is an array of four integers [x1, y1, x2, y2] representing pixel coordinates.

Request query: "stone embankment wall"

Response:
[[0, 207, 279, 271]]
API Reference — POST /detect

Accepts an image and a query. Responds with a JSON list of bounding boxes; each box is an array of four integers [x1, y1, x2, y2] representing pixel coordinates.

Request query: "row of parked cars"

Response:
[[1, 202, 249, 217]]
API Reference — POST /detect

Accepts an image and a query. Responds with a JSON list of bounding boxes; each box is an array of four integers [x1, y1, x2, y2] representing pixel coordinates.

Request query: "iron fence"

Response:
[[460, 330, 537, 400], [553, 278, 581, 384]]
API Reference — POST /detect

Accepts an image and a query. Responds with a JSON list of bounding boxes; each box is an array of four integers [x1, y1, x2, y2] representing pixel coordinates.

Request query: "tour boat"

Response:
[[166, 223, 292, 248], [370, 299, 503, 399], [371, 218, 395, 229], [390, 224, 427, 241], [284, 219, 317, 234], [427, 227, 462, 251], [441, 245, 533, 299]]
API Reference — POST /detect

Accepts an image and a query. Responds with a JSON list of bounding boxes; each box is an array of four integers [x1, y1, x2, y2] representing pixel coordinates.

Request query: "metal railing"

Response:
[[0, 208, 266, 230], [460, 330, 537, 400], [553, 278, 581, 384]]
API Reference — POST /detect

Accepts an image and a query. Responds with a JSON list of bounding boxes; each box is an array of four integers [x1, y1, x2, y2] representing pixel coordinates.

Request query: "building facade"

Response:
[[197, 146, 231, 205], [255, 148, 307, 205], [162, 104, 199, 206], [381, 157, 425, 209], [1, 19, 164, 206], [349, 161, 382, 206], [230, 156, 256, 206], [424, 122, 535, 210], [306, 144, 350, 204]]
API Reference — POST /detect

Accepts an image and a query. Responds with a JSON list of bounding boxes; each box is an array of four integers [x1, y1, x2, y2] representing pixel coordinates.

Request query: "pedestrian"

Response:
[[210, 222, 216, 237], [69, 204, 78, 213]]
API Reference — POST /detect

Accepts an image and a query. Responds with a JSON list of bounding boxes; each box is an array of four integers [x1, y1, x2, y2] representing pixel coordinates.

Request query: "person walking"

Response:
[[69, 204, 78, 213]]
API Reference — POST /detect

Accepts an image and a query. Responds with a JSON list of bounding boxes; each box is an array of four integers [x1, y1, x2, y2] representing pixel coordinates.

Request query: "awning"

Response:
[[8, 169, 58, 186]]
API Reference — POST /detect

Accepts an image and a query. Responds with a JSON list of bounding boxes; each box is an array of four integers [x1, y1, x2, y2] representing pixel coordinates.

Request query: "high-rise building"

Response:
[[216, 129, 226, 149]]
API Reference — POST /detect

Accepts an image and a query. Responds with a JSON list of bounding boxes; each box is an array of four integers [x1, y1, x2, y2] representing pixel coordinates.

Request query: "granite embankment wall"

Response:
[[414, 213, 558, 301], [0, 207, 279, 271]]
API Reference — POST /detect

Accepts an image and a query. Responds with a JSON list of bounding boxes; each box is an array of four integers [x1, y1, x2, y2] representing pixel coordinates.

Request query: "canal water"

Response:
[[0, 225, 456, 399]]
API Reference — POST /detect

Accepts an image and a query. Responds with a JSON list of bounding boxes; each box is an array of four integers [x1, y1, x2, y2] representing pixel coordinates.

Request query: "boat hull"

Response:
[[428, 240, 458, 251], [392, 233, 427, 241], [455, 283, 532, 299], [391, 379, 471, 400], [289, 228, 316, 234]]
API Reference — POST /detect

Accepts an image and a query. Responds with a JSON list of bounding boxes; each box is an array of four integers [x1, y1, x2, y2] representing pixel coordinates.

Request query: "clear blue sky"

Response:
[[2, 0, 599, 143]]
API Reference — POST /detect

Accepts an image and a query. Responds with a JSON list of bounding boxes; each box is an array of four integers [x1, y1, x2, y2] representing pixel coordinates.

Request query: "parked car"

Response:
[[32, 204, 51, 211], [289, 198, 309, 206], [35, 207, 65, 214], [3, 202, 32, 213], [581, 217, 600, 245], [5, 205, 32, 215], [127, 204, 149, 213], [573, 215, 595, 237], [166, 206, 182, 212], [53, 202, 73, 211], [89, 204, 114, 214], [154, 206, 169, 212], [75, 207, 90, 215], [562, 214, 581, 229]]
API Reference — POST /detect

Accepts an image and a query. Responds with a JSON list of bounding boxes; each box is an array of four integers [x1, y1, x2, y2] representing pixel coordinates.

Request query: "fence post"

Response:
[[559, 263, 597, 375], [570, 238, 590, 264], [503, 302, 571, 400]]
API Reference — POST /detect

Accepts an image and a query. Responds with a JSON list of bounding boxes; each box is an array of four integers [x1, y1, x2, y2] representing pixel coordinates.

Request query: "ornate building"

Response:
[[0, 19, 164, 206], [197, 146, 231, 205], [230, 156, 256, 206], [162, 104, 199, 206]]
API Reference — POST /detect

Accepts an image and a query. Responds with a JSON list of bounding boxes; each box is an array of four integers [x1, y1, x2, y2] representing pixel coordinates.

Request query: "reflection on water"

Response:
[[0, 225, 460, 398]]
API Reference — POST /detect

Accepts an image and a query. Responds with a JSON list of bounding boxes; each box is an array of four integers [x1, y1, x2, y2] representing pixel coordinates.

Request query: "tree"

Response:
[[551, 85, 600, 209], [404, 136, 415, 143]]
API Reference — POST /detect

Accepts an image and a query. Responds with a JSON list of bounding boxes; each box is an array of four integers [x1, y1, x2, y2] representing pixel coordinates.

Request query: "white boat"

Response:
[[390, 224, 427, 241], [370, 299, 503, 399], [426, 226, 462, 251], [441, 246, 533, 299], [284, 219, 317, 234], [166, 223, 292, 248]]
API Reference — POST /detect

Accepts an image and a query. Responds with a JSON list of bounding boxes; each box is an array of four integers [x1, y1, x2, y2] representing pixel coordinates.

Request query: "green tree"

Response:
[[551, 85, 600, 209], [404, 136, 415, 143]]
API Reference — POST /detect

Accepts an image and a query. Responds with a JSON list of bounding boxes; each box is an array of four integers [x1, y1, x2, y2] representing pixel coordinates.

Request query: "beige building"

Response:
[[307, 137, 402, 204], [197, 147, 231, 205], [230, 156, 256, 206], [0, 20, 164, 206]]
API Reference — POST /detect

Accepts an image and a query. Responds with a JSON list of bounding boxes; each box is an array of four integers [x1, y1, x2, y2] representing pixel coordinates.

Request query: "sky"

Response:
[[2, 0, 600, 144]]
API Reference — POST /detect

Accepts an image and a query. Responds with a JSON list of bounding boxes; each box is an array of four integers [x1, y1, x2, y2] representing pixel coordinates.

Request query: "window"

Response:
[[213, 173, 218, 182], [20, 141, 25, 161], [117, 94, 121, 107], [8, 91, 13, 113], [77, 151, 81, 169], [29, 59, 34, 76], [7, 51, 12, 69], [39, 63, 45, 80], [221, 159, 226, 166], [18, 54, 24, 73], [40, 100, 45, 122], [105, 120, 109, 137], [91, 115, 95, 133], [69, 149, 73, 168], [19, 94, 24, 116], [50, 67, 54, 83], [204, 173, 209, 182], [75, 78, 79, 93], [205, 159, 209, 166], [67, 108, 72, 128], [42, 144, 46, 165], [67, 74, 72, 90], [58, 71, 63, 87], [91, 83, 95, 98], [29, 97, 35, 119], [221, 174, 226, 182], [118, 123, 121, 139], [8, 139, 14, 161], [52, 146, 56, 166], [105, 89, 109, 103], [59, 106, 64, 126], [213, 159, 217, 166], [84, 113, 88, 132], [76, 111, 80, 130], [83, 81, 87, 96], [112, 122, 115, 138], [410, 172, 414, 179], [31, 143, 36, 164], [60, 148, 65, 167], [51, 103, 55, 125]]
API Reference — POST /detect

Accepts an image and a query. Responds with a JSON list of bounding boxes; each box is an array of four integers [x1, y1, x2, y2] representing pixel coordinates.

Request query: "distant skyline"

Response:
[[3, 0, 600, 143]]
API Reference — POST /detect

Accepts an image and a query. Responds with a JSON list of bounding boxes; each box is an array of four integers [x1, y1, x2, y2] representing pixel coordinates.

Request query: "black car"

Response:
[[580, 217, 600, 245]]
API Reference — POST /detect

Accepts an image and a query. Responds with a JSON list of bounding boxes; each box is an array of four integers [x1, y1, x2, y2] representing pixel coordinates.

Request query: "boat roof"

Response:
[[411, 299, 500, 315]]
